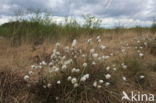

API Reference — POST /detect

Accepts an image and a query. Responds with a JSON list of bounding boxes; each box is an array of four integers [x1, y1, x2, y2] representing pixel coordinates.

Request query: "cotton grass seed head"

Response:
[[74, 83, 79, 88], [57, 80, 61, 84], [139, 53, 144, 57], [105, 82, 110, 86], [140, 75, 145, 79], [24, 75, 30, 81], [90, 48, 95, 53], [47, 83, 52, 88], [122, 76, 127, 81], [28, 71, 33, 75], [99, 80, 104, 84], [67, 76, 72, 81], [56, 42, 60, 47], [105, 74, 111, 79], [71, 78, 77, 84], [97, 85, 102, 89], [83, 63, 87, 67], [72, 39, 77, 47], [92, 53, 98, 58]]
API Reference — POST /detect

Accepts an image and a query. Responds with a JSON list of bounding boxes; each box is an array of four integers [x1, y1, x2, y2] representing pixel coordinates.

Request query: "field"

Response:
[[0, 17, 156, 103]]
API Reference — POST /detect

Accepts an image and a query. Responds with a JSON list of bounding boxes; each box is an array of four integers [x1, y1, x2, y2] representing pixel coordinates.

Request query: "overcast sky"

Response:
[[0, 0, 156, 28]]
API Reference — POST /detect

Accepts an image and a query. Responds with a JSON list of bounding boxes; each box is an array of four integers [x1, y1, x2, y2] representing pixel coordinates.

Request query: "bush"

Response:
[[0, 11, 103, 46], [23, 37, 121, 103]]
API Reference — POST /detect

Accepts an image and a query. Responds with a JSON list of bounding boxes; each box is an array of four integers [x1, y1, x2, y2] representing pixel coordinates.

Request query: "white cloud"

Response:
[[0, 18, 9, 25], [101, 18, 152, 28], [0, 0, 155, 27]]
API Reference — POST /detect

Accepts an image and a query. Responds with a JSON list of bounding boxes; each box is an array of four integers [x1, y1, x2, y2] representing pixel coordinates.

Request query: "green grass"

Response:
[[0, 18, 103, 46], [0, 12, 155, 46]]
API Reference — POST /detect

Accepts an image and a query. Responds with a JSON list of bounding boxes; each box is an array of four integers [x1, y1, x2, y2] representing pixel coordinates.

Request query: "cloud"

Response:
[[0, 0, 155, 27], [0, 16, 11, 25]]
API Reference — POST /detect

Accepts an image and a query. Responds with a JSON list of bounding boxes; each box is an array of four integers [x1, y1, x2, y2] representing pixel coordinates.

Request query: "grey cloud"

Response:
[[0, 0, 155, 26]]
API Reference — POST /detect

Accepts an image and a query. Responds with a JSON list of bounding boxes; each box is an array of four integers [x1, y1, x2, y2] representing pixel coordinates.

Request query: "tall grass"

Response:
[[0, 22, 156, 103], [0, 12, 103, 46], [0, 11, 155, 46], [151, 20, 156, 34]]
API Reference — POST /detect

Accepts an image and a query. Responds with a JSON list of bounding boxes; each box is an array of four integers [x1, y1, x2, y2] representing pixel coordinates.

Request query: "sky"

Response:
[[0, 0, 156, 28]]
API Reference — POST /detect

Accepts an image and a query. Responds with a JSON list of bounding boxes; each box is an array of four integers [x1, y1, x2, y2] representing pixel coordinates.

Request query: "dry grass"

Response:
[[0, 32, 156, 103], [0, 68, 27, 103]]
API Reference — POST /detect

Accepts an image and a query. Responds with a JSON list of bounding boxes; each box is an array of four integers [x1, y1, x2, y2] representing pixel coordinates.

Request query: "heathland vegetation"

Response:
[[0, 11, 155, 45], [0, 11, 156, 103]]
